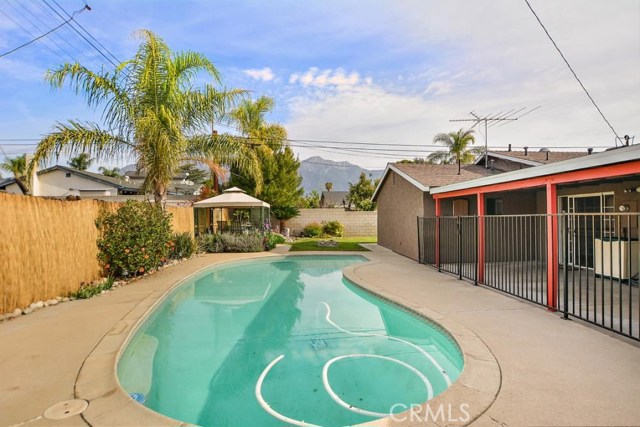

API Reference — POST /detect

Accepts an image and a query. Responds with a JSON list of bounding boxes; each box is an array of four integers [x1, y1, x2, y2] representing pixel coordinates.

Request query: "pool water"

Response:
[[118, 255, 463, 427]]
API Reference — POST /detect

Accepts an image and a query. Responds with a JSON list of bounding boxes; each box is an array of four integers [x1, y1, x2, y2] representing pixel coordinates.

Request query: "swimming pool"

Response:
[[118, 255, 463, 426]]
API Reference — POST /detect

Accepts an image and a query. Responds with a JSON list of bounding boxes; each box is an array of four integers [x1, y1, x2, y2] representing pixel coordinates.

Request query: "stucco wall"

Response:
[[376, 170, 424, 260], [281, 208, 377, 237]]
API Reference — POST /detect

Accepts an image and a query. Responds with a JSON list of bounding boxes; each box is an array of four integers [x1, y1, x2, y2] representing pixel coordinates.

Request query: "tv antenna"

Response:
[[450, 106, 541, 168]]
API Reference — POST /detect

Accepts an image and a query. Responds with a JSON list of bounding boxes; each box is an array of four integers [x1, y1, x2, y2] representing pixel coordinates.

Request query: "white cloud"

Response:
[[425, 80, 453, 95], [289, 67, 362, 88], [243, 67, 275, 81]]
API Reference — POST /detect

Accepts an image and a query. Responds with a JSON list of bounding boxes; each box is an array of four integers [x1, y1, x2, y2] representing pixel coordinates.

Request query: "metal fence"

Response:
[[418, 213, 639, 341]]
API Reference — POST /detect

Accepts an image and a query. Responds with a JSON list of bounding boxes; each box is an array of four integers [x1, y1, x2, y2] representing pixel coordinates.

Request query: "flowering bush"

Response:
[[264, 233, 285, 250], [96, 201, 172, 277]]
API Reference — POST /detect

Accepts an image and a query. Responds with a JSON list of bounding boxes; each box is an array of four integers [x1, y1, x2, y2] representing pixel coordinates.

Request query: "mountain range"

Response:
[[298, 156, 384, 193]]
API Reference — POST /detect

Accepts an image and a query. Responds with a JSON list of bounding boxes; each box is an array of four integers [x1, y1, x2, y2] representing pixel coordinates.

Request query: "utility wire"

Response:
[[523, 0, 622, 143], [41, 0, 120, 70], [50, 0, 121, 65], [0, 5, 89, 58]]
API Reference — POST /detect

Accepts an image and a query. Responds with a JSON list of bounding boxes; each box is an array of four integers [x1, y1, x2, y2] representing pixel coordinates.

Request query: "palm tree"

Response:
[[1, 154, 29, 194], [325, 182, 333, 191], [428, 129, 478, 175], [28, 30, 260, 206], [98, 166, 121, 178], [228, 96, 288, 193], [231, 96, 287, 152], [68, 153, 94, 170]]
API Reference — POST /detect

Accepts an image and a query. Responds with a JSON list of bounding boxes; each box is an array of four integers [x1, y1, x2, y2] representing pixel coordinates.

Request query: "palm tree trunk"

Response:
[[457, 159, 461, 175], [154, 186, 167, 209], [14, 177, 30, 195]]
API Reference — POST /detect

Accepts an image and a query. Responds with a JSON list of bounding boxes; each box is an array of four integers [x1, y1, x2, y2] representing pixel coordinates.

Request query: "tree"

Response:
[[68, 153, 94, 170], [428, 129, 477, 175], [178, 163, 208, 185], [271, 205, 300, 233], [1, 154, 29, 194], [346, 172, 378, 211], [28, 30, 260, 206], [298, 190, 321, 208], [98, 166, 121, 178], [325, 182, 333, 191]]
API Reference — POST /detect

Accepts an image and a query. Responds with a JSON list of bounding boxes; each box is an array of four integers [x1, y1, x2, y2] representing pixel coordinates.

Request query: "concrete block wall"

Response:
[[277, 208, 377, 237]]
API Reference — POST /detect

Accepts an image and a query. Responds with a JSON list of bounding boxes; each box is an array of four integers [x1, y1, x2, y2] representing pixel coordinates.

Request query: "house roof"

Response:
[[0, 177, 17, 188], [431, 145, 640, 195], [476, 150, 588, 166], [38, 165, 140, 191], [372, 163, 493, 201], [321, 191, 348, 206], [193, 187, 270, 208]]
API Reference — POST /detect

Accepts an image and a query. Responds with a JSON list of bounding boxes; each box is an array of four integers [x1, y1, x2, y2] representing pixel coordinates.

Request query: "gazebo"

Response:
[[193, 187, 270, 235]]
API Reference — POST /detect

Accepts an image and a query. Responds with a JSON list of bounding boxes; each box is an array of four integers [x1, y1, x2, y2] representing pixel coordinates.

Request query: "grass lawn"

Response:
[[290, 236, 377, 244], [289, 240, 370, 251]]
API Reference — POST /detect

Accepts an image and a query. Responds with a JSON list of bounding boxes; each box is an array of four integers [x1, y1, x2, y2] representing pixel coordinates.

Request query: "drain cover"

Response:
[[43, 399, 88, 420]]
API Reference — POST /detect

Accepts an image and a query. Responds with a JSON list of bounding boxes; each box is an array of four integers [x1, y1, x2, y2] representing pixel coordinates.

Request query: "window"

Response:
[[487, 198, 503, 215], [65, 172, 71, 178]]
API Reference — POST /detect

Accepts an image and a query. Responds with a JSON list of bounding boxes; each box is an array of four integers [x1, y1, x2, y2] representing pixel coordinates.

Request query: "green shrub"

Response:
[[322, 220, 344, 237], [264, 233, 286, 250], [198, 232, 264, 253], [96, 201, 172, 277], [197, 233, 224, 253], [219, 232, 264, 253], [72, 276, 115, 299], [302, 222, 323, 237], [170, 232, 197, 259]]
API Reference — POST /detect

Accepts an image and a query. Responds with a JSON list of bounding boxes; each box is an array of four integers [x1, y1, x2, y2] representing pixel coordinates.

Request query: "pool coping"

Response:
[[75, 252, 500, 427]]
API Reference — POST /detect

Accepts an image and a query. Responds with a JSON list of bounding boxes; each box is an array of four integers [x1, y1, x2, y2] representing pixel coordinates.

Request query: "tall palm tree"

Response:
[[28, 30, 260, 206], [1, 154, 29, 194], [428, 129, 478, 175], [98, 166, 121, 178], [231, 96, 287, 152], [68, 153, 94, 170], [228, 96, 288, 194]]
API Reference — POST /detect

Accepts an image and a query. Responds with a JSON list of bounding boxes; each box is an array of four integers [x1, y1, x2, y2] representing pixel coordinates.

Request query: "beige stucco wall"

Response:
[[376, 170, 424, 260], [38, 170, 117, 197], [281, 208, 377, 237]]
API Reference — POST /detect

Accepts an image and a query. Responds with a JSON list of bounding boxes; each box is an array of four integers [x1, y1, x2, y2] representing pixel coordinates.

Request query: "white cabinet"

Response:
[[594, 238, 639, 280]]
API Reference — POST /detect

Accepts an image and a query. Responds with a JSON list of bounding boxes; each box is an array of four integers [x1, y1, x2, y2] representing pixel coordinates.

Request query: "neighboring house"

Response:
[[372, 163, 494, 260], [0, 178, 24, 195], [36, 165, 140, 197], [121, 170, 202, 196], [320, 190, 348, 208], [0, 165, 201, 204], [475, 146, 588, 172]]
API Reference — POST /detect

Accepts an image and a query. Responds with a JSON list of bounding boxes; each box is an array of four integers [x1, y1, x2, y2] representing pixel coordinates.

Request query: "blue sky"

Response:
[[0, 0, 638, 170]]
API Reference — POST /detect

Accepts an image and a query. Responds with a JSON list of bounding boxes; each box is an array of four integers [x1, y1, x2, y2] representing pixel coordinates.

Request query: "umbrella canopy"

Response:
[[193, 187, 270, 208]]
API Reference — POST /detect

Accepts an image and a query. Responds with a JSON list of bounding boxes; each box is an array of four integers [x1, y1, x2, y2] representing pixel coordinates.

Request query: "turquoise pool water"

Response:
[[118, 255, 463, 426]]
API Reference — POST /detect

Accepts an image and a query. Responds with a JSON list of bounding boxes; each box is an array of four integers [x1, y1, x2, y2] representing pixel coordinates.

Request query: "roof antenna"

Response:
[[450, 106, 540, 169]]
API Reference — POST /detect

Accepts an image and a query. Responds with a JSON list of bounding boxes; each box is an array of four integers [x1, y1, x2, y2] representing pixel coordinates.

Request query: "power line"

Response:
[[523, 0, 622, 144], [41, 0, 120, 70], [0, 5, 89, 58], [50, 0, 121, 65]]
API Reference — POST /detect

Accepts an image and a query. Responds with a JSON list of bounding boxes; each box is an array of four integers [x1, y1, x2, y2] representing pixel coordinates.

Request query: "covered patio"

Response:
[[193, 187, 270, 235]]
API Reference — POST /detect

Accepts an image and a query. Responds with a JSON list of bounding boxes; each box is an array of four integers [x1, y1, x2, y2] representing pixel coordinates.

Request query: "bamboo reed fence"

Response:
[[0, 193, 194, 313]]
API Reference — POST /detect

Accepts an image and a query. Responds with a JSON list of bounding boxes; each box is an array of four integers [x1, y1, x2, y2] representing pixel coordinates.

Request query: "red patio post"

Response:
[[546, 182, 558, 308], [435, 198, 441, 269], [477, 192, 485, 284]]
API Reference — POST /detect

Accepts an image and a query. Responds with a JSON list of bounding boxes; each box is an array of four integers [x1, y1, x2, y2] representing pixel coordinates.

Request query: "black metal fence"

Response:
[[418, 213, 640, 341]]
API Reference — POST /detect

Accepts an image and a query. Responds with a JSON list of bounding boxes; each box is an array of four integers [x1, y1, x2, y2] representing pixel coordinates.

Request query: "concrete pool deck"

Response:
[[1, 247, 639, 426]]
